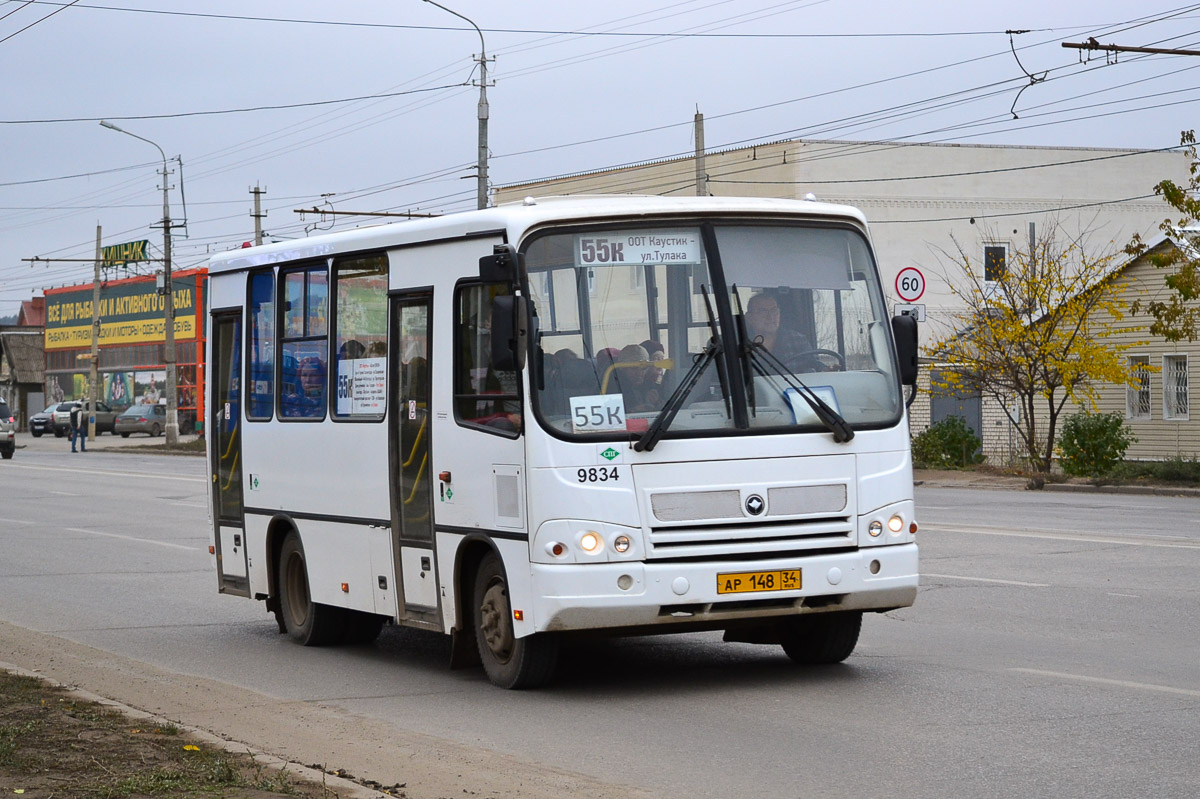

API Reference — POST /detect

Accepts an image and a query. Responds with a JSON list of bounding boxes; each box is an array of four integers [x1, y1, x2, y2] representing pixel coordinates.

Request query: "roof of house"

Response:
[[0, 329, 45, 384], [17, 298, 45, 327]]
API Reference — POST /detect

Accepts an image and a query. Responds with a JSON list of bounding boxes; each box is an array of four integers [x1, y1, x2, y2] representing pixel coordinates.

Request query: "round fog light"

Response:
[[868, 520, 883, 537], [888, 515, 904, 534], [617, 574, 634, 590], [613, 535, 631, 553], [580, 531, 602, 552]]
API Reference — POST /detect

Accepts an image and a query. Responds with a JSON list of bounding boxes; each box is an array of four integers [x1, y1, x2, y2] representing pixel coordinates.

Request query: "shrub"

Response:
[[913, 415, 983, 469], [1056, 411, 1135, 477], [1114, 457, 1200, 483]]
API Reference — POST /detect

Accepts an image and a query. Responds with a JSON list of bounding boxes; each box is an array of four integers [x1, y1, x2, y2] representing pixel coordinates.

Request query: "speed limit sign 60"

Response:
[[895, 267, 925, 302]]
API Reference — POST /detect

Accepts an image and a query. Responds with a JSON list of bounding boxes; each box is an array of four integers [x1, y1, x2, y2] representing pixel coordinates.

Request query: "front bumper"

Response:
[[529, 543, 917, 633]]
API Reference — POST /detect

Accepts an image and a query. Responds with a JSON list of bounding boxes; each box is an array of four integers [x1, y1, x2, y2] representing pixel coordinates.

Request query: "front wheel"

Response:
[[778, 611, 862, 664], [31, 430, 42, 438], [277, 532, 345, 646], [150, 423, 161, 437], [472, 553, 558, 689], [120, 432, 130, 438], [1, 448, 12, 460]]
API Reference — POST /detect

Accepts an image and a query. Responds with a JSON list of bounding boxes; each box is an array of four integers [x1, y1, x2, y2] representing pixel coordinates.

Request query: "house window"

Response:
[[983, 244, 1008, 285], [1126, 355, 1150, 420], [1163, 354, 1188, 420]]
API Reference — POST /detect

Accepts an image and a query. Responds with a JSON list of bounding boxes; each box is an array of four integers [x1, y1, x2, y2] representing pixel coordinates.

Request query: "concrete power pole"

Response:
[[695, 109, 707, 197], [88, 224, 102, 440], [251, 184, 266, 245], [160, 160, 179, 445]]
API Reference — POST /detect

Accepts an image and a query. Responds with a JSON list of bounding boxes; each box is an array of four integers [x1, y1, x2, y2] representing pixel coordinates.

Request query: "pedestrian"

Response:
[[69, 403, 87, 453]]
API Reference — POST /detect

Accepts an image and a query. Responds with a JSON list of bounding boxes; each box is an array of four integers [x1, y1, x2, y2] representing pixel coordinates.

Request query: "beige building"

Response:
[[497, 138, 1193, 464]]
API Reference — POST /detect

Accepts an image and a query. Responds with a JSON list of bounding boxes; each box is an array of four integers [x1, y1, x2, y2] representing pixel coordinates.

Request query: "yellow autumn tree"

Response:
[[926, 227, 1139, 480]]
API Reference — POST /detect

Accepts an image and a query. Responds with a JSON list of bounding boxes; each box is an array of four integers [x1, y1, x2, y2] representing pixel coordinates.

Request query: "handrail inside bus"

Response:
[[402, 415, 427, 469], [600, 359, 674, 394]]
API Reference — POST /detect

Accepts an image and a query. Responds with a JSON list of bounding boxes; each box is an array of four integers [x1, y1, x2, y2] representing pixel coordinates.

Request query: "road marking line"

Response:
[[1010, 668, 1200, 698], [65, 527, 201, 552], [0, 517, 35, 525], [7, 463, 203, 483], [920, 523, 1200, 550], [924, 572, 1049, 588], [1106, 592, 1141, 598]]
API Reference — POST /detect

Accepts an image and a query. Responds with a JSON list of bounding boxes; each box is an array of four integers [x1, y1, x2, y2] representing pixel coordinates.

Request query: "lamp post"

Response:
[[423, 0, 490, 210], [99, 120, 180, 444]]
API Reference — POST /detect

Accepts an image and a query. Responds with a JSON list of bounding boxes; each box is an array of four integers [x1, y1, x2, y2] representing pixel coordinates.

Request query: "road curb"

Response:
[[916, 478, 1200, 497]]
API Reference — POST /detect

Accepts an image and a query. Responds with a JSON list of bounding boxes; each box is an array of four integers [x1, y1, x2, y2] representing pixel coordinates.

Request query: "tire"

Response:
[[54, 429, 64, 438], [1, 448, 12, 460], [120, 432, 130, 438], [150, 423, 161, 437], [343, 610, 385, 645], [778, 611, 862, 665], [31, 430, 42, 438], [277, 532, 346, 646], [472, 552, 558, 688]]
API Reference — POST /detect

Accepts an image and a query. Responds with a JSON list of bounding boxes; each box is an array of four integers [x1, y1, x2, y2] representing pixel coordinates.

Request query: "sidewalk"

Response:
[[914, 467, 1200, 497], [13, 428, 203, 455]]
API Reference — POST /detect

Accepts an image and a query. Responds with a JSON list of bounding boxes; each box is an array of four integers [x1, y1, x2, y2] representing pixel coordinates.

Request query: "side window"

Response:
[[333, 254, 388, 419], [1163, 354, 1189, 421], [279, 266, 329, 419], [247, 270, 275, 420], [1126, 355, 1150, 420], [455, 283, 521, 435], [983, 244, 1008, 285]]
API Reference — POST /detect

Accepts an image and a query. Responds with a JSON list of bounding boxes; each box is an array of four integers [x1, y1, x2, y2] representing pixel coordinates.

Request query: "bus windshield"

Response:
[[527, 221, 902, 441]]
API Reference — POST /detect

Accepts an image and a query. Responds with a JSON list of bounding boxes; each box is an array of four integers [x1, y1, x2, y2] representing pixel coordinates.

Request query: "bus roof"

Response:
[[207, 195, 870, 274]]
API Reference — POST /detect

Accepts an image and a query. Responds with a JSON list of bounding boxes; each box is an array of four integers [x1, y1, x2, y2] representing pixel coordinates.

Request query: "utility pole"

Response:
[[1063, 38, 1200, 58], [100, 121, 182, 445], [694, 109, 707, 197], [88, 224, 102, 440], [251, 183, 266, 245], [424, 0, 491, 209]]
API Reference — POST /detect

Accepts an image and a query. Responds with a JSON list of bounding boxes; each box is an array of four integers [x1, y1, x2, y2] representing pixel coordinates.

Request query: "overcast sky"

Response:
[[2, 0, 1198, 315]]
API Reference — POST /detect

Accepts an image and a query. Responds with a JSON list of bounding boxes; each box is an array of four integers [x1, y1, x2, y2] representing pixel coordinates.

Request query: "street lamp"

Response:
[[99, 120, 181, 445], [423, 0, 490, 210]]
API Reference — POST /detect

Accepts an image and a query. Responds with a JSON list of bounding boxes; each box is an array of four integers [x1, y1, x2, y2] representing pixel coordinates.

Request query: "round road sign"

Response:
[[895, 267, 925, 302]]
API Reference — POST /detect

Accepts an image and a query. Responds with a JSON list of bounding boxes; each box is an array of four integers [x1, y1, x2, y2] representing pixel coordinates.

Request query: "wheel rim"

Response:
[[479, 579, 514, 663], [283, 551, 310, 627]]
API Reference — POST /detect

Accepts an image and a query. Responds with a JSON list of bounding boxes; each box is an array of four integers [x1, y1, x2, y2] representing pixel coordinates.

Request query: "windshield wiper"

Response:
[[744, 341, 855, 444], [634, 285, 728, 452]]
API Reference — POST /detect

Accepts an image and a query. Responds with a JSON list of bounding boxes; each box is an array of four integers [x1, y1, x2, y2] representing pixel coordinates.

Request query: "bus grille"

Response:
[[646, 517, 853, 560]]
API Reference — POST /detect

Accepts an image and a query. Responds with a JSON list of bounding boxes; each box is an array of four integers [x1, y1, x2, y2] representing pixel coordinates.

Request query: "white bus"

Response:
[[206, 195, 920, 688]]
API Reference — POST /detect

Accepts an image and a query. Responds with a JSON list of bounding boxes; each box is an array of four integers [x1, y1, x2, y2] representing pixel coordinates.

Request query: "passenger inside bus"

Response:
[[606, 344, 662, 413]]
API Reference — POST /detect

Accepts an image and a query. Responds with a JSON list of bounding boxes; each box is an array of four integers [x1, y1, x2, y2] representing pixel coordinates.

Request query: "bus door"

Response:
[[210, 312, 248, 596], [389, 292, 439, 625]]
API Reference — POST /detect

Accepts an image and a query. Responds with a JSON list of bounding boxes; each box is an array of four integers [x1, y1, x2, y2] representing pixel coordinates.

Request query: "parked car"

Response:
[[0, 399, 15, 459], [51, 400, 118, 436], [114, 403, 166, 437], [28, 403, 58, 437]]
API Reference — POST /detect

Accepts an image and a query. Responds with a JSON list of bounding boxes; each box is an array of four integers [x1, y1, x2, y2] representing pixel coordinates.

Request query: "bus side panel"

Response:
[[436, 532, 537, 640], [288, 519, 377, 613], [244, 513, 271, 598]]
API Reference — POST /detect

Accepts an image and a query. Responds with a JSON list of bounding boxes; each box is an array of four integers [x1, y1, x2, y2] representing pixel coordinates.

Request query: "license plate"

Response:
[[717, 569, 801, 595]]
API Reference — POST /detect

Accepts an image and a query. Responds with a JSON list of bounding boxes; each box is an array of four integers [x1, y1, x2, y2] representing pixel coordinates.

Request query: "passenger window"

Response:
[[332, 254, 388, 419], [455, 283, 521, 435], [279, 265, 329, 419], [247, 270, 275, 420]]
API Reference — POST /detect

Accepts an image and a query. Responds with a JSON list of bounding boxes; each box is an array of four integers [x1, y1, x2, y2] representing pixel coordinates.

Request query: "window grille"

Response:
[[1126, 356, 1150, 420], [1163, 354, 1188, 420]]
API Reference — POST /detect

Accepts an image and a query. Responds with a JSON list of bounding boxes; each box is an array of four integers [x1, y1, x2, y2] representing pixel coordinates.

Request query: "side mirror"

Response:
[[479, 243, 520, 283], [491, 294, 527, 372], [891, 314, 918, 386]]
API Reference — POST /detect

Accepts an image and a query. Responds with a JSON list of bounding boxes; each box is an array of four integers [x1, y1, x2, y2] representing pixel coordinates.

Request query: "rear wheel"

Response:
[[472, 553, 558, 688], [31, 430, 42, 438], [120, 432, 130, 438], [779, 611, 862, 664], [277, 532, 345, 646], [1, 448, 12, 460], [150, 423, 161, 437], [54, 429, 64, 438]]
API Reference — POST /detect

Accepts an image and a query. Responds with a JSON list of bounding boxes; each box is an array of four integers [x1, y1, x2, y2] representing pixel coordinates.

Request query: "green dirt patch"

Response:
[[0, 670, 370, 798]]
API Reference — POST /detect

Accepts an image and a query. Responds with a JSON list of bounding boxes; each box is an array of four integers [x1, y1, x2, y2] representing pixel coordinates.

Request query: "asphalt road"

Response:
[[1, 438, 1197, 799]]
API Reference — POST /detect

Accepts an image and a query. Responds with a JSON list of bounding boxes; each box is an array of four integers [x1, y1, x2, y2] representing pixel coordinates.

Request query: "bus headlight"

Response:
[[580, 531, 603, 553], [613, 535, 631, 553], [888, 515, 904, 534], [868, 520, 883, 537]]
